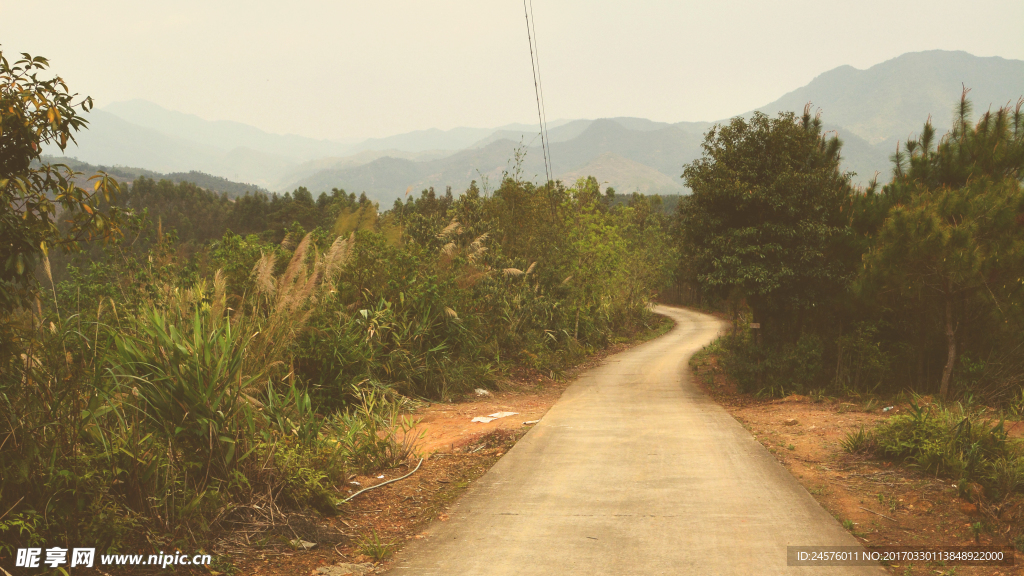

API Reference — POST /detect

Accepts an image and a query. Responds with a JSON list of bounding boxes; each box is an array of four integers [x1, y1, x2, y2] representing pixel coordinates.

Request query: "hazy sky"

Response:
[[2, 0, 1022, 141]]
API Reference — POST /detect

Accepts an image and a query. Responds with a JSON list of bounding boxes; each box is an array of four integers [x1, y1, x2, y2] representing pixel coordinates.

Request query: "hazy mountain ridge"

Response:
[[46, 50, 1024, 203], [103, 100, 356, 161], [560, 152, 685, 195], [756, 50, 1024, 145], [547, 119, 702, 177], [275, 149, 455, 191], [292, 119, 705, 199], [39, 156, 269, 197], [290, 139, 548, 199]]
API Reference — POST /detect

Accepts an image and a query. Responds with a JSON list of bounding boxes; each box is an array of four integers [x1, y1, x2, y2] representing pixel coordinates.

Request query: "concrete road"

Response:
[[386, 306, 883, 575]]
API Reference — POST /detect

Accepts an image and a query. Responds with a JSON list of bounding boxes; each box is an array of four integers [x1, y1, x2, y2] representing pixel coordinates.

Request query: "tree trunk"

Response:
[[939, 294, 957, 399]]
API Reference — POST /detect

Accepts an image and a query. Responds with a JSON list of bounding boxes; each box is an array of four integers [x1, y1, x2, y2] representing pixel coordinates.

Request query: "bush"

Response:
[[834, 322, 892, 392], [718, 331, 827, 397], [269, 442, 337, 515], [841, 426, 873, 454], [324, 387, 420, 473], [110, 306, 260, 480], [869, 400, 1023, 500]]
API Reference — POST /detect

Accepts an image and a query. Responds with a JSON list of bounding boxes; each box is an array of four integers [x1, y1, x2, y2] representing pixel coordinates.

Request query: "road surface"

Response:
[[386, 306, 883, 575]]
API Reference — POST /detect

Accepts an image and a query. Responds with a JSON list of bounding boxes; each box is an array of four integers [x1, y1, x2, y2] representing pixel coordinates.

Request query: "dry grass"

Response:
[[437, 219, 462, 239], [437, 224, 491, 280], [243, 232, 355, 386]]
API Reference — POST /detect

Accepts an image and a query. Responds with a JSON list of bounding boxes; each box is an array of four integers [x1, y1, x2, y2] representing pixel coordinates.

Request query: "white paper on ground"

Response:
[[471, 411, 518, 423]]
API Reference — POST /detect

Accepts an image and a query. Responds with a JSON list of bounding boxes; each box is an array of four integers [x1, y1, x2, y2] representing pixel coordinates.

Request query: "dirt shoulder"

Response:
[[692, 353, 1024, 576], [222, 318, 673, 576]]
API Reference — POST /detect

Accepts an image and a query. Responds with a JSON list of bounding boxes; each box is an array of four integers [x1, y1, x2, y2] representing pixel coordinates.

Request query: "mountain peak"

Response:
[[758, 50, 1024, 143]]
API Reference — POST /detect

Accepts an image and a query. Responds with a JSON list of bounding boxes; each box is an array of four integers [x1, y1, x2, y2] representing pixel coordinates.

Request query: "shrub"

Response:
[[834, 322, 892, 392], [841, 426, 874, 453], [719, 331, 827, 397], [110, 306, 260, 480], [870, 400, 1022, 499]]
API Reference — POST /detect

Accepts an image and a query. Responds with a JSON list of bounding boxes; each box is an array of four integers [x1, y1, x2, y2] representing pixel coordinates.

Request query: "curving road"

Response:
[[386, 306, 883, 575]]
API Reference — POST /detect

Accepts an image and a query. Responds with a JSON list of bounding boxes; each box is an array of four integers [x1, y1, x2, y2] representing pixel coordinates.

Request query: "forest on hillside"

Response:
[[3, 49, 1024, 568]]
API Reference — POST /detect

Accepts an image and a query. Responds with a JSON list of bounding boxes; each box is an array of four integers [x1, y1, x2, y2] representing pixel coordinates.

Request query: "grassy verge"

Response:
[[843, 400, 1024, 532]]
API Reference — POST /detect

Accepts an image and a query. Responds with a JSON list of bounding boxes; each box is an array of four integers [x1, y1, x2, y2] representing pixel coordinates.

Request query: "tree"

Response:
[[863, 93, 1024, 398], [0, 50, 121, 313], [679, 107, 856, 346]]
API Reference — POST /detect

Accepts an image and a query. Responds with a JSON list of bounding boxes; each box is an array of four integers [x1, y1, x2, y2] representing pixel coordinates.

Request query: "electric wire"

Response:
[[528, 0, 553, 182], [523, 0, 552, 183]]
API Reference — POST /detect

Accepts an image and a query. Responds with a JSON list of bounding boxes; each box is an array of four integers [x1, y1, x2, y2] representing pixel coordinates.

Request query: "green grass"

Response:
[[841, 426, 872, 453], [357, 529, 396, 561], [849, 399, 1024, 502]]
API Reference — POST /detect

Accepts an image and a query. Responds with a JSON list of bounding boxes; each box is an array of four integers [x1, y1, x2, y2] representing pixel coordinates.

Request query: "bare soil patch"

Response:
[[693, 354, 1024, 576]]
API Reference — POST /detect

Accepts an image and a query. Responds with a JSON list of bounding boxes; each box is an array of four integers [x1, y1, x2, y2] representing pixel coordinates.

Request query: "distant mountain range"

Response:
[[45, 50, 1024, 203]]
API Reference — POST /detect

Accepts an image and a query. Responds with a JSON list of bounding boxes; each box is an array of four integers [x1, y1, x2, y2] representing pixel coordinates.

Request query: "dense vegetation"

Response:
[[677, 95, 1024, 408], [1, 51, 675, 565]]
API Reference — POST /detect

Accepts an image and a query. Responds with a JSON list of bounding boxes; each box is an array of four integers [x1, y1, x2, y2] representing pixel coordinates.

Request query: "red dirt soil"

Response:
[[693, 353, 1024, 576]]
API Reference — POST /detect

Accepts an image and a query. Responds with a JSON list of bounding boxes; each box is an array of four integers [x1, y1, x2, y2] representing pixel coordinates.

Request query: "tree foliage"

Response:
[[862, 92, 1024, 397], [679, 107, 856, 345], [678, 92, 1024, 402], [0, 50, 121, 313]]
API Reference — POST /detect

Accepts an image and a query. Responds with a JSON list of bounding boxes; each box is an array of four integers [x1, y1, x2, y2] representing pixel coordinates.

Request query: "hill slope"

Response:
[[104, 99, 354, 161], [40, 156, 269, 197], [757, 50, 1024, 145], [559, 152, 685, 195]]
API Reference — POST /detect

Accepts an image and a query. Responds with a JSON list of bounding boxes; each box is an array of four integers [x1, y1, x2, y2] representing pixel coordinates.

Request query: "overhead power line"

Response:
[[523, 0, 552, 183], [529, 0, 552, 182]]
